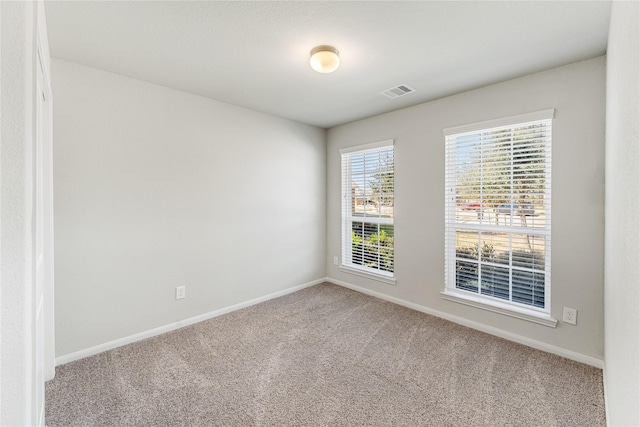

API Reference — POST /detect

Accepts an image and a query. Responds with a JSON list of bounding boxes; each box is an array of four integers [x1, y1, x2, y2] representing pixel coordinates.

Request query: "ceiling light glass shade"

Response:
[[310, 45, 340, 73]]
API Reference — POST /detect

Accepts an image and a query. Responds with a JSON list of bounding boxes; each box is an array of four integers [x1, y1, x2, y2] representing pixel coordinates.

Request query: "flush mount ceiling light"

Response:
[[309, 45, 340, 73]]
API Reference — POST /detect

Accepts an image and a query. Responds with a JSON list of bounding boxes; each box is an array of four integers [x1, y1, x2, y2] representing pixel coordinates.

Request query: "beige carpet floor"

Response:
[[46, 283, 605, 426]]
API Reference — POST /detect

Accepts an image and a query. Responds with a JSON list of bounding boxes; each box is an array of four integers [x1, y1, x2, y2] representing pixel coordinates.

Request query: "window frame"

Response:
[[340, 140, 396, 285], [442, 110, 556, 325]]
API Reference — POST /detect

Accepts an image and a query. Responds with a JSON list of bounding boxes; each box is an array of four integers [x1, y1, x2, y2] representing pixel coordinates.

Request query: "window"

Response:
[[341, 140, 394, 283], [443, 110, 553, 320]]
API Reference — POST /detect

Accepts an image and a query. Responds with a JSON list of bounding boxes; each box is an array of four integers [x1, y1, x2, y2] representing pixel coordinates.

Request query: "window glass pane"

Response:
[[378, 196, 394, 218], [512, 271, 545, 308], [480, 265, 510, 301], [511, 234, 545, 270], [482, 233, 510, 265], [351, 221, 365, 266], [455, 230, 479, 260], [352, 197, 365, 216], [361, 222, 379, 270], [352, 168, 365, 189], [479, 236, 499, 263], [456, 260, 478, 292], [350, 222, 394, 273]]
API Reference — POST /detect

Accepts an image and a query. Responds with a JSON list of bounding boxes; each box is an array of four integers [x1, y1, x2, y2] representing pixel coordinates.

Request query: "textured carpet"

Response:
[[46, 283, 605, 426]]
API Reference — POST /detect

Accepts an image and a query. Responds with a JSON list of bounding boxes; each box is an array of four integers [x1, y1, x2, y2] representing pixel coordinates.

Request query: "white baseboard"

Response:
[[55, 278, 326, 366], [326, 276, 604, 369]]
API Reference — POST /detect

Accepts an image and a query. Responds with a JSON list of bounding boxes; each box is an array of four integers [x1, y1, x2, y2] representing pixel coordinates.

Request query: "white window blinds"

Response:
[[341, 141, 394, 278], [444, 110, 553, 313]]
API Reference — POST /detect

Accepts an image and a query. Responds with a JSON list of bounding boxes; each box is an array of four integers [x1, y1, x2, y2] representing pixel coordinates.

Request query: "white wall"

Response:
[[52, 60, 326, 358], [604, 2, 640, 425], [1, 3, 33, 423], [327, 57, 606, 361], [1, 1, 40, 424]]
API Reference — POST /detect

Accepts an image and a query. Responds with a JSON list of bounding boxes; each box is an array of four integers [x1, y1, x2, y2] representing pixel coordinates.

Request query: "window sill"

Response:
[[340, 265, 396, 286], [440, 290, 558, 328]]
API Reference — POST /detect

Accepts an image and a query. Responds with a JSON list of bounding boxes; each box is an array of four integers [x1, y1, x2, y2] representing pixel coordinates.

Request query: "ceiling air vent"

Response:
[[380, 84, 416, 99]]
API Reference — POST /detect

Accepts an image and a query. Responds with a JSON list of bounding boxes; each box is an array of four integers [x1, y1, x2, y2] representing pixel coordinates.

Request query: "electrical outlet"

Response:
[[333, 256, 339, 266], [562, 307, 577, 325], [176, 286, 186, 300]]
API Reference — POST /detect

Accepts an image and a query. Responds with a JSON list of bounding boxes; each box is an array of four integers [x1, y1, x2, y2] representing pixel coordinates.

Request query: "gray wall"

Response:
[[604, 2, 640, 425], [327, 57, 606, 360], [52, 59, 327, 357]]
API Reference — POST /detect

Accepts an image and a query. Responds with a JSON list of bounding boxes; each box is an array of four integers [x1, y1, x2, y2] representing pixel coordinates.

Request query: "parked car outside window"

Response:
[[461, 203, 482, 210], [497, 203, 535, 216]]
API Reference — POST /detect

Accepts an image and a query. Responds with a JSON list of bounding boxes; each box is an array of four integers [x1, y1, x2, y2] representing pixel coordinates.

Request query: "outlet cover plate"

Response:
[[562, 307, 577, 325], [176, 286, 186, 300]]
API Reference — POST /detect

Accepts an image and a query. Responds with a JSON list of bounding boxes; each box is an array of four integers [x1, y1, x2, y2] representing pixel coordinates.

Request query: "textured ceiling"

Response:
[[44, 1, 611, 128]]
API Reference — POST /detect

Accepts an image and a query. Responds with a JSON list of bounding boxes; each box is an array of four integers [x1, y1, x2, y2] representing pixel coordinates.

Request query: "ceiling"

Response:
[[44, 1, 611, 129]]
